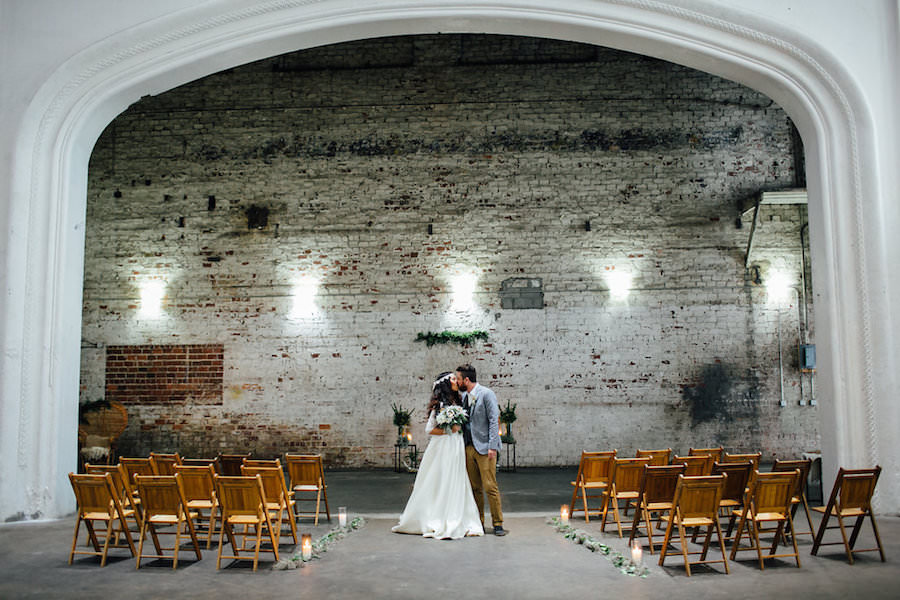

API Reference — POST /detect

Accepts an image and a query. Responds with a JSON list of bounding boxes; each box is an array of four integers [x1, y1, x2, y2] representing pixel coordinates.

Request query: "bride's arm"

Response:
[[426, 410, 443, 435]]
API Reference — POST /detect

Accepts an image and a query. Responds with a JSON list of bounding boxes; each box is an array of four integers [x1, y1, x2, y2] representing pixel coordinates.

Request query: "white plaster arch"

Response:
[[3, 0, 897, 519]]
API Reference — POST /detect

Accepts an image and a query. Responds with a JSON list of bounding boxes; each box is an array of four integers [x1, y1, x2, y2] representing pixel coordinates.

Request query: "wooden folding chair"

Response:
[[722, 452, 762, 470], [285, 454, 331, 525], [134, 474, 202, 569], [628, 463, 685, 554], [568, 450, 616, 522], [600, 457, 651, 536], [217, 453, 251, 476], [658, 474, 729, 576], [149, 452, 182, 475], [174, 464, 220, 549], [811, 466, 885, 564], [120, 457, 154, 492], [772, 458, 815, 538], [709, 461, 753, 541], [672, 454, 713, 476], [68, 472, 137, 566], [729, 470, 801, 569], [84, 462, 141, 530], [689, 446, 724, 462], [635, 448, 672, 466], [241, 465, 298, 544], [215, 475, 280, 570]]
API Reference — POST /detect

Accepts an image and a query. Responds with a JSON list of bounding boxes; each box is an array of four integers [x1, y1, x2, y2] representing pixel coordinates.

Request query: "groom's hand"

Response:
[[488, 449, 497, 460]]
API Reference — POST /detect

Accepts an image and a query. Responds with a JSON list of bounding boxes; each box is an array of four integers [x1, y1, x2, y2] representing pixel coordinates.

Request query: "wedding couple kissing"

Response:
[[392, 364, 507, 539]]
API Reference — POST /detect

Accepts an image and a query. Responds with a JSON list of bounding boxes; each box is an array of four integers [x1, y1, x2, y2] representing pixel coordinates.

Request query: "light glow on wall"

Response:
[[606, 270, 632, 300], [766, 270, 793, 305], [450, 269, 478, 311], [139, 279, 166, 318], [290, 275, 320, 319]]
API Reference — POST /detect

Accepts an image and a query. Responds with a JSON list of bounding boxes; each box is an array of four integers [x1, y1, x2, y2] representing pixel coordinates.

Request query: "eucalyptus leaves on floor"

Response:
[[273, 517, 367, 570], [547, 517, 650, 577]]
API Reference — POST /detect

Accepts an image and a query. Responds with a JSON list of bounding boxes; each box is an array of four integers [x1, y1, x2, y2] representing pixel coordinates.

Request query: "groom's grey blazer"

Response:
[[464, 383, 502, 455]]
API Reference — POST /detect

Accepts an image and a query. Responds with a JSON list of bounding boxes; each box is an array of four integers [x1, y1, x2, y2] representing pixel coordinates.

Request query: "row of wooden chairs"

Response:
[[69, 453, 330, 570], [569, 450, 884, 574]]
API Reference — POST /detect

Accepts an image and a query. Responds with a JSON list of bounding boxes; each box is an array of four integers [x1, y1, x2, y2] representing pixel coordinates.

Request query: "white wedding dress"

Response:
[[391, 409, 484, 539]]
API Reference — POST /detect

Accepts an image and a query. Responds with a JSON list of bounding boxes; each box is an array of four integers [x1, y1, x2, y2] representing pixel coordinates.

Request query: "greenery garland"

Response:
[[274, 516, 367, 569], [415, 330, 488, 347], [547, 517, 650, 577]]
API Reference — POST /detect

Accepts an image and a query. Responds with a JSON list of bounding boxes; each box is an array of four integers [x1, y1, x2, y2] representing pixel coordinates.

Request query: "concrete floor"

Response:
[[1, 468, 897, 599]]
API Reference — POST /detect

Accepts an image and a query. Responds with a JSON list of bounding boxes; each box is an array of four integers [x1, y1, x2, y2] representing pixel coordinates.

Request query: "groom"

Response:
[[456, 364, 506, 536]]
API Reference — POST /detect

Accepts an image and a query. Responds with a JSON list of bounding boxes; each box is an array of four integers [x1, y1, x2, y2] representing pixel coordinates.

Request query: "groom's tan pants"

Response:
[[465, 445, 503, 528]]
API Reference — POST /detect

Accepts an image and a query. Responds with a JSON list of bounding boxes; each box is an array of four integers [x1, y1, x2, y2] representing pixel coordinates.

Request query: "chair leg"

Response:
[[835, 513, 854, 564], [321, 485, 331, 521], [787, 514, 802, 567], [658, 516, 674, 567], [677, 520, 691, 576], [314, 491, 321, 527], [811, 509, 831, 556], [714, 520, 730, 574]]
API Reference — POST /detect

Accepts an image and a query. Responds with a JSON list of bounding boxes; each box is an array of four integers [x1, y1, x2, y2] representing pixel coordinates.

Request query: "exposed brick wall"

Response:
[[79, 34, 817, 466], [106, 344, 224, 405]]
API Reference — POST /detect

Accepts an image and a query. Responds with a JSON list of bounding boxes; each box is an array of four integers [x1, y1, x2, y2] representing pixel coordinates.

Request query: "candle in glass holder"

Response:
[[301, 534, 312, 560], [630, 540, 643, 565], [560, 504, 570, 525], [338, 506, 347, 527]]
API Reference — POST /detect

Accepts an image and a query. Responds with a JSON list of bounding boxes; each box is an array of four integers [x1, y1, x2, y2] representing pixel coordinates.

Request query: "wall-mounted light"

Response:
[[450, 270, 478, 311], [290, 275, 319, 319], [139, 279, 166, 318], [606, 270, 632, 300]]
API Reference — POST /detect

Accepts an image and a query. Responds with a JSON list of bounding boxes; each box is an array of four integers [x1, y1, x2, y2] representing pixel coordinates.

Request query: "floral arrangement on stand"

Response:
[[547, 517, 650, 577], [273, 517, 367, 570], [499, 400, 517, 444], [391, 402, 414, 446]]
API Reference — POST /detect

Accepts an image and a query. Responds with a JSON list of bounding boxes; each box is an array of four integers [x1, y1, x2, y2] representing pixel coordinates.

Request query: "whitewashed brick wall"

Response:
[[80, 35, 817, 466]]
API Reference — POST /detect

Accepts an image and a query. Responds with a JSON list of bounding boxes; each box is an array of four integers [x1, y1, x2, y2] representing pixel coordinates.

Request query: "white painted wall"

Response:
[[1, 0, 898, 519]]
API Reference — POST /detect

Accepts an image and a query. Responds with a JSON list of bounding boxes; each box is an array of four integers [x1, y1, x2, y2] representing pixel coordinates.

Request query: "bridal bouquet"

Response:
[[436, 405, 468, 433]]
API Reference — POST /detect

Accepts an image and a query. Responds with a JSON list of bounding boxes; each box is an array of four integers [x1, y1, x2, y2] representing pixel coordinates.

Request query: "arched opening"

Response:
[[79, 34, 817, 471], [3, 1, 888, 520]]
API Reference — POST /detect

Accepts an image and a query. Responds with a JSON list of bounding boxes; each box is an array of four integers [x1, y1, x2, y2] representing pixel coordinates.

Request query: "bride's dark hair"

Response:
[[426, 371, 460, 417]]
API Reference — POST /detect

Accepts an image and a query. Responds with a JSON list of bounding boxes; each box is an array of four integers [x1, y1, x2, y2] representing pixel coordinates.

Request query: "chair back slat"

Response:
[[216, 475, 265, 517], [672, 455, 712, 476], [285, 454, 326, 488], [689, 446, 724, 462], [772, 458, 812, 498], [751, 470, 797, 515], [580, 453, 616, 484], [84, 463, 131, 504], [217, 453, 251, 476], [640, 464, 685, 503], [635, 448, 671, 466], [610, 458, 651, 494], [674, 475, 725, 518], [711, 461, 753, 503], [241, 466, 286, 505], [722, 452, 762, 469], [839, 473, 879, 510], [173, 464, 216, 502], [70, 472, 118, 514], [135, 474, 184, 517], [149, 452, 182, 475]]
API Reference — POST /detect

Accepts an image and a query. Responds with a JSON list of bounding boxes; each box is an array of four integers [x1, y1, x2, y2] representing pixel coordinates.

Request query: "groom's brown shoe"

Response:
[[493, 526, 507, 536]]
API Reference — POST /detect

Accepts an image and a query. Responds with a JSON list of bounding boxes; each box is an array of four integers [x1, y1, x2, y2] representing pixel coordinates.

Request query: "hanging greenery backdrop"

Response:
[[415, 330, 488, 347]]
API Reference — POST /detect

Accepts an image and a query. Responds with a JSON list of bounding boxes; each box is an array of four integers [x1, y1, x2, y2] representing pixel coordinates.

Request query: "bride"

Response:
[[391, 372, 484, 539]]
